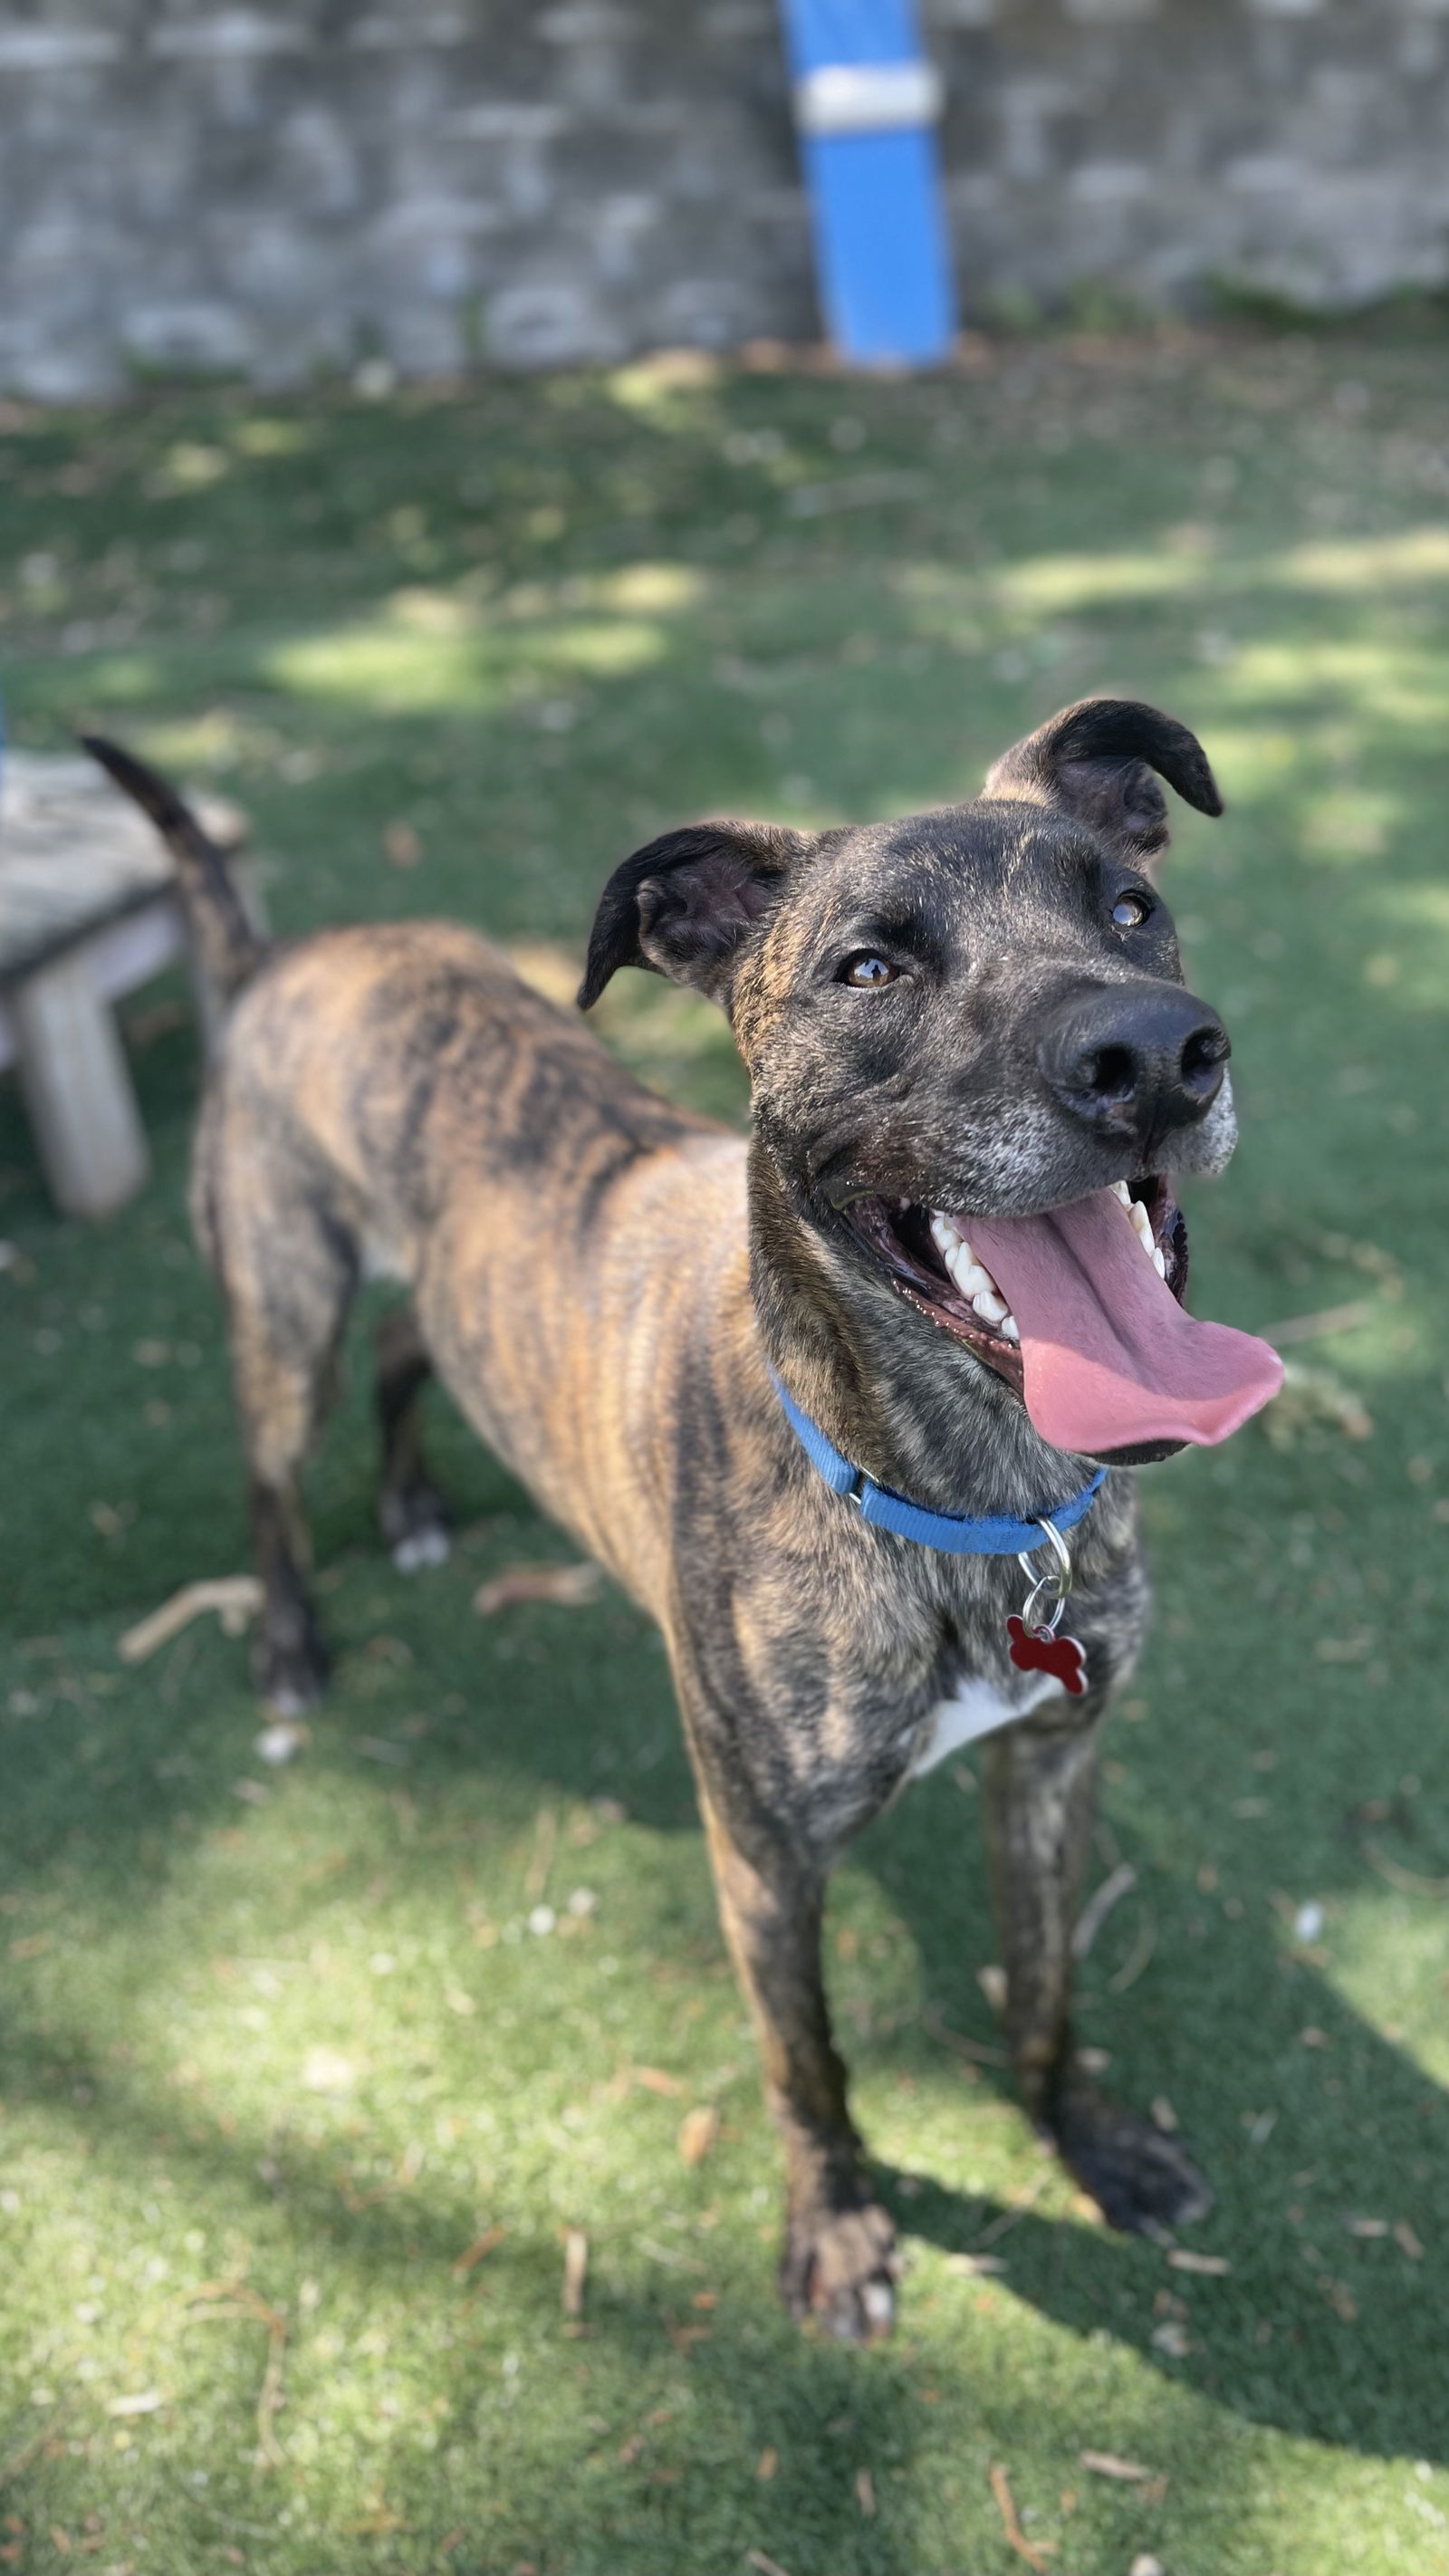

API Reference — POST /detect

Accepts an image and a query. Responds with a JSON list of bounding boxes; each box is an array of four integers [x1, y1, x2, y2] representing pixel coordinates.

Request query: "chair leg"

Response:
[[11, 947, 150, 1218]]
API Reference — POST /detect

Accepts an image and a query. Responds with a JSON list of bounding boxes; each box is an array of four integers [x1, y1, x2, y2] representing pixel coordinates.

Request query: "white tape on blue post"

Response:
[[794, 58, 945, 136]]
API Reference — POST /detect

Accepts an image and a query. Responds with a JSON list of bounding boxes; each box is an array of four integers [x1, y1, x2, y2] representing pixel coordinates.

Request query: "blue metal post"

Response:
[[778, 0, 957, 369]]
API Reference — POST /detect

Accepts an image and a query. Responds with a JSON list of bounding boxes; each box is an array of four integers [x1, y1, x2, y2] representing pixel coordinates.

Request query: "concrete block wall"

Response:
[[1, 0, 1446, 398]]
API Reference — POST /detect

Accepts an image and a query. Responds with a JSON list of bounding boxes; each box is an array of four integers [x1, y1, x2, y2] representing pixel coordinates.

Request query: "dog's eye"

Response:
[[1111, 893, 1151, 930], [840, 953, 900, 988]]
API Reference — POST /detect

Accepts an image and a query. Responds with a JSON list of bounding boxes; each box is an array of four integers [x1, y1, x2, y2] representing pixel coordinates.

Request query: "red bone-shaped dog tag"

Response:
[[1006, 1615, 1089, 1697]]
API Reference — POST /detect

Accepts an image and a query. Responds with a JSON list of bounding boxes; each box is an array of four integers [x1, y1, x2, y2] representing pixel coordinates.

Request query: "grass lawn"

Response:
[[2, 327, 1449, 2576]]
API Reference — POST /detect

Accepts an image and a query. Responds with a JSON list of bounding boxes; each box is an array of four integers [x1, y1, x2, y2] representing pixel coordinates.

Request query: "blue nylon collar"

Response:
[[770, 1370, 1107, 1556]]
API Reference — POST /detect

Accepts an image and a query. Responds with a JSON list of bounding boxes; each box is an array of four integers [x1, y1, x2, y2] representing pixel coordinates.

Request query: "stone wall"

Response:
[[3, 0, 1447, 399]]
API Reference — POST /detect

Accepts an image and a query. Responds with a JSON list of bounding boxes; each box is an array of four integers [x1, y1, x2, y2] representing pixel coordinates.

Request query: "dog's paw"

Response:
[[1049, 2084, 1212, 2240], [391, 1523, 451, 1574], [780, 2198, 900, 2342], [379, 1484, 452, 1573]]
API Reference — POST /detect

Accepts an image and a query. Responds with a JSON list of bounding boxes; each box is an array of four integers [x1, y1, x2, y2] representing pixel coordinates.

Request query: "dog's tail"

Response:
[[80, 734, 264, 1004]]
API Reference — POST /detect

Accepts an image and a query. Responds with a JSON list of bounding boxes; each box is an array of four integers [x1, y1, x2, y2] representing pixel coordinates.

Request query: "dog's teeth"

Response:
[[931, 1214, 1012, 1320], [1152, 1245, 1167, 1279], [1129, 1198, 1156, 1258], [1111, 1179, 1132, 1206], [948, 1245, 994, 1301], [1000, 1313, 1021, 1342]]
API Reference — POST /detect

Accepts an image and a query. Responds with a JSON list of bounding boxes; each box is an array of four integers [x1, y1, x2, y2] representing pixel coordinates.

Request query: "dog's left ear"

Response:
[[578, 821, 812, 1009], [982, 697, 1222, 862]]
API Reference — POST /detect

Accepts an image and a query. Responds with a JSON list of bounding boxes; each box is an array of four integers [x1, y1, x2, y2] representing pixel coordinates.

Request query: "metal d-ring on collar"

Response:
[[1017, 1513, 1075, 1636]]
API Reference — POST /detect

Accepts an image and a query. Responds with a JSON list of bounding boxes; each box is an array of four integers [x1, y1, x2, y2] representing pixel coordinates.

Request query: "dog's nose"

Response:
[[1037, 984, 1229, 1144]]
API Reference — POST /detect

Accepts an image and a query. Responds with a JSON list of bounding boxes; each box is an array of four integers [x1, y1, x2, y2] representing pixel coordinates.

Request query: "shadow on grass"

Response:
[[4, 1425, 1447, 2480]]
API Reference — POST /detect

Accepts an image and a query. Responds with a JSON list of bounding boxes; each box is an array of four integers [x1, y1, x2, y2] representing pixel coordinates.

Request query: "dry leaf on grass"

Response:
[[974, 2169, 1051, 2249], [473, 1562, 600, 1616], [119, 1575, 262, 1664], [1167, 2249, 1231, 2275], [1080, 2450, 1153, 2482], [1107, 1902, 1157, 1993], [662, 2310, 710, 2356], [635, 2065, 686, 2098], [383, 819, 423, 869], [855, 2468, 876, 2516], [181, 2282, 286, 2469], [1394, 2220, 1425, 2260], [988, 2462, 1054, 2569], [756, 2446, 779, 2481], [1071, 1861, 1137, 1960], [524, 1805, 558, 1905], [678, 2105, 720, 2166], [1363, 1841, 1449, 1898], [1264, 1298, 1377, 1348], [451, 2224, 506, 2279], [561, 2227, 589, 2320], [746, 2552, 792, 2576]]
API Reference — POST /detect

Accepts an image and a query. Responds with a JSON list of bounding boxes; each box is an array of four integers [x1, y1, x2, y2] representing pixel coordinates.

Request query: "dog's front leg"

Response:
[[698, 1797, 898, 2341], [982, 1707, 1212, 2237]]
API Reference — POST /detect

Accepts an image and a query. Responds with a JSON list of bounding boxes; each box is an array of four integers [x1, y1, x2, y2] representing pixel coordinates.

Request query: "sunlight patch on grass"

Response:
[[132, 706, 273, 770], [1297, 793, 1399, 866], [1322, 1895, 1449, 2088], [265, 625, 505, 711], [1219, 639, 1449, 726], [230, 417, 315, 459], [266, 609, 669, 710], [546, 616, 670, 677], [605, 348, 724, 410], [593, 561, 706, 614], [1280, 527, 1449, 592], [899, 524, 1449, 629], [150, 439, 233, 494]]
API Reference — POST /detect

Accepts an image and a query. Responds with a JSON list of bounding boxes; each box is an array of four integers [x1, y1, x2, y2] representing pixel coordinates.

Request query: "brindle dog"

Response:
[[87, 701, 1260, 2341]]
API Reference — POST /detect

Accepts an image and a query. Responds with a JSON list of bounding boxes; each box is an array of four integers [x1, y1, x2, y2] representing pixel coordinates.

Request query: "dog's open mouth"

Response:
[[849, 1180, 1282, 1458]]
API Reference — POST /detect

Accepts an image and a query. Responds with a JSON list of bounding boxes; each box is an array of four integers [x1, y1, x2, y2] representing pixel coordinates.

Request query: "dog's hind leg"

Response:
[[375, 1304, 452, 1572], [698, 1795, 898, 2342], [982, 1707, 1212, 2237], [216, 1180, 357, 1715]]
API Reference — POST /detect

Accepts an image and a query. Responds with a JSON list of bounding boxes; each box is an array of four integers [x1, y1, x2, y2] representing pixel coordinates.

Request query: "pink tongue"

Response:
[[966, 1190, 1283, 1456]]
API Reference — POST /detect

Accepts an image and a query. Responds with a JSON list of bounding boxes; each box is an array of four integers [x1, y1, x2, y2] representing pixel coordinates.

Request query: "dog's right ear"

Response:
[[578, 821, 812, 1010]]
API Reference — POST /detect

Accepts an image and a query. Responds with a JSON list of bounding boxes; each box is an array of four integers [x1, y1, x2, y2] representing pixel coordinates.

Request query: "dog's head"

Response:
[[581, 698, 1281, 1466]]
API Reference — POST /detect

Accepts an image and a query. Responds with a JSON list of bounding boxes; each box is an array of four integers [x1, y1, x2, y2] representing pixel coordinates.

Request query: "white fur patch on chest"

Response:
[[909, 1667, 1064, 1777]]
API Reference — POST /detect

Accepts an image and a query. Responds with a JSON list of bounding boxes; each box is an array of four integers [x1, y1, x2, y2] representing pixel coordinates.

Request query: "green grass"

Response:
[[2, 330, 1449, 2575]]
